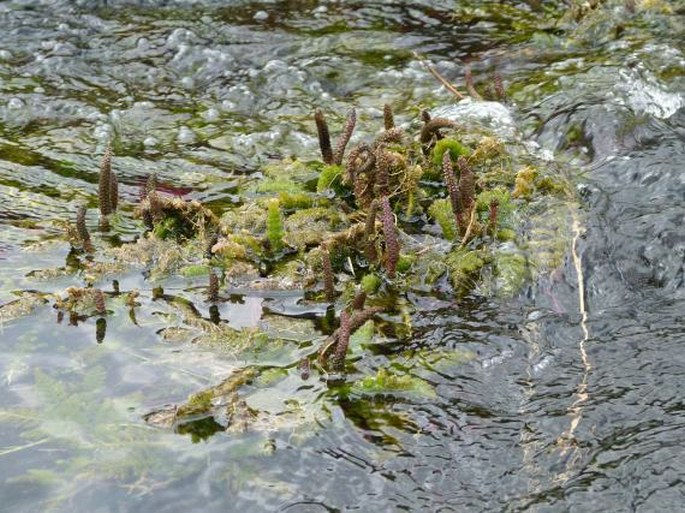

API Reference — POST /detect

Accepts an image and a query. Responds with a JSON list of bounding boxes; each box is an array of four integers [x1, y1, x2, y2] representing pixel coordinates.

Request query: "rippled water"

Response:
[[1, 1, 684, 512]]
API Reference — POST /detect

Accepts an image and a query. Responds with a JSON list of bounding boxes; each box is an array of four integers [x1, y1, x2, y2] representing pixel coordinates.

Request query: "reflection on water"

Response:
[[1, 1, 684, 512]]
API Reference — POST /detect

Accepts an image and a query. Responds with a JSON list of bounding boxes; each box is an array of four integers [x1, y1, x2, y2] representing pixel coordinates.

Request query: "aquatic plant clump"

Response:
[[16, 102, 576, 443]]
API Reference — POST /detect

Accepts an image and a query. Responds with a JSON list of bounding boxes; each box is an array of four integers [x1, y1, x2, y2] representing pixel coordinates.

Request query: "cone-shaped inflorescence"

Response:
[[383, 104, 395, 130], [380, 196, 399, 279], [465, 65, 483, 100], [76, 205, 94, 253], [442, 152, 461, 220], [374, 127, 405, 147], [206, 229, 220, 259], [351, 290, 367, 311], [493, 72, 506, 101], [333, 108, 356, 166], [321, 247, 336, 303], [315, 108, 333, 165], [456, 156, 476, 214], [330, 310, 351, 372], [208, 271, 219, 303], [364, 201, 379, 263], [93, 288, 106, 315], [488, 199, 499, 236], [420, 117, 457, 152], [144, 172, 157, 200], [375, 148, 391, 196], [96, 317, 107, 343], [320, 305, 384, 369], [98, 145, 113, 217], [97, 144, 118, 230]]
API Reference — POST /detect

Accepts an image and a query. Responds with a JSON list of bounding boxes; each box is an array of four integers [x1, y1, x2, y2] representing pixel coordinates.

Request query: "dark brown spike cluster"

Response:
[[314, 109, 333, 164], [98, 145, 113, 217], [315, 109, 334, 165], [351, 290, 367, 311], [330, 310, 351, 372], [333, 108, 356, 166], [488, 199, 499, 236], [206, 229, 220, 258], [144, 172, 157, 200], [98, 144, 118, 230], [325, 305, 384, 372], [76, 205, 94, 253], [493, 72, 506, 101], [298, 358, 310, 380], [93, 288, 106, 314], [420, 117, 457, 150], [456, 156, 476, 215], [207, 271, 219, 303], [465, 65, 483, 100], [96, 317, 107, 343], [375, 148, 391, 196], [364, 200, 379, 263], [442, 152, 461, 219], [383, 104, 395, 130], [321, 247, 336, 302], [380, 196, 399, 279], [373, 127, 405, 147]]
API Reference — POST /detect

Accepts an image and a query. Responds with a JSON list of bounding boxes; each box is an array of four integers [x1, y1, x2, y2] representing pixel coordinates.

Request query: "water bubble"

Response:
[[203, 108, 220, 122], [177, 126, 196, 144], [180, 76, 194, 89], [7, 98, 25, 110], [143, 137, 158, 148]]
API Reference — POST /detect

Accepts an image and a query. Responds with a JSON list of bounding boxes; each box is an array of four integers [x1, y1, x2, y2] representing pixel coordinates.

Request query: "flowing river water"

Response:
[[0, 1, 683, 511]]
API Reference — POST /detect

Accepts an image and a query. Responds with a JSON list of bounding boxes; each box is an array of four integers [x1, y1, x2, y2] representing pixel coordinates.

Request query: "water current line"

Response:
[[519, 208, 592, 502], [553, 212, 591, 483]]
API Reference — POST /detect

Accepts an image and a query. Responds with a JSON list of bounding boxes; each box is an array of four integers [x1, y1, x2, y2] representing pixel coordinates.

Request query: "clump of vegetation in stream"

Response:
[[4, 102, 576, 442]]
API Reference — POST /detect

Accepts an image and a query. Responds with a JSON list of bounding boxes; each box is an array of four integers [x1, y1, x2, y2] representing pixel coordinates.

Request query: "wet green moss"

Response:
[[266, 199, 284, 253], [351, 368, 436, 399], [431, 138, 471, 169], [446, 249, 486, 293], [494, 251, 529, 297], [428, 199, 458, 241]]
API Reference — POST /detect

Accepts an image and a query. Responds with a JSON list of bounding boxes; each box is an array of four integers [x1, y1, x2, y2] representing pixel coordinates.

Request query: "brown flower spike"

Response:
[[314, 109, 333, 165], [380, 196, 399, 279]]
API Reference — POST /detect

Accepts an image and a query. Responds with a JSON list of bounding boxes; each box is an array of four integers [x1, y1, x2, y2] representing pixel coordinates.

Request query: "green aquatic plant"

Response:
[[351, 367, 436, 399], [265, 199, 284, 253]]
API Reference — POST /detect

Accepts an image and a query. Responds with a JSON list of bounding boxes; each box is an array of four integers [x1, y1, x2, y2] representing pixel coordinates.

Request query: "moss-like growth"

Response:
[[432, 138, 470, 169], [513, 166, 538, 199], [278, 191, 314, 210], [177, 390, 213, 417], [351, 368, 436, 399], [266, 199, 284, 253], [445, 249, 486, 293], [396, 253, 416, 274], [428, 199, 458, 241], [137, 195, 218, 242], [361, 273, 381, 294], [494, 251, 529, 297], [317, 164, 343, 193]]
